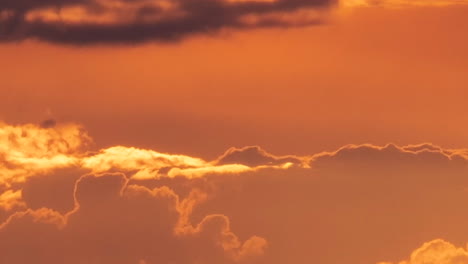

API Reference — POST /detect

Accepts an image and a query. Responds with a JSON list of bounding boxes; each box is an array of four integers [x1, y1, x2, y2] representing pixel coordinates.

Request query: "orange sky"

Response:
[[2, 5, 468, 159], [1, 2, 468, 264]]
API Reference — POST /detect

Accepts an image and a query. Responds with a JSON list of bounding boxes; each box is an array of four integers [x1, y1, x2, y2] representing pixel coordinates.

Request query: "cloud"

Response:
[[40, 119, 57, 129], [0, 190, 25, 211], [0, 173, 266, 264], [187, 143, 468, 264], [342, 0, 468, 8], [81, 145, 296, 180], [0, 123, 297, 187], [2, 121, 468, 264], [377, 239, 468, 264], [0, 122, 90, 186], [0, 0, 335, 45], [82, 146, 208, 174], [310, 143, 467, 167], [216, 146, 307, 167], [166, 162, 295, 179], [2, 0, 467, 44]]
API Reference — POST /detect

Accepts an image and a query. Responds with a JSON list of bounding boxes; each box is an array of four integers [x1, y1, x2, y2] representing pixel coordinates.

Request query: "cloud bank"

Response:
[[0, 0, 334, 44], [1, 121, 468, 264], [3, 0, 466, 45]]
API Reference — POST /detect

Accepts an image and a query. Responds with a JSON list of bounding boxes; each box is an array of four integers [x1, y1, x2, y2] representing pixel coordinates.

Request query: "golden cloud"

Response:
[[0, 122, 90, 186], [377, 239, 468, 264]]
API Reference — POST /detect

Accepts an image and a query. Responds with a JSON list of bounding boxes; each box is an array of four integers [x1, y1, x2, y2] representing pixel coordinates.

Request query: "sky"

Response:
[[1, 0, 468, 263]]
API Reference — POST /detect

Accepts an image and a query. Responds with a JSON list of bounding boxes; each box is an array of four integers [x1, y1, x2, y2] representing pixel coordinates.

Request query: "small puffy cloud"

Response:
[[0, 122, 90, 186], [40, 119, 57, 129], [378, 239, 468, 264], [0, 190, 25, 211], [0, 122, 90, 157]]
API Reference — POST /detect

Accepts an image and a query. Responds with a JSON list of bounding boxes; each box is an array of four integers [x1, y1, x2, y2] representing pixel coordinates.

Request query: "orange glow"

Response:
[[0, 121, 468, 263], [0, 190, 25, 211], [1, 1, 467, 263]]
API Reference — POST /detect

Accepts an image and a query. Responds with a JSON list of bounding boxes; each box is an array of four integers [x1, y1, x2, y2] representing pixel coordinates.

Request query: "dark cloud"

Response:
[[40, 119, 57, 128], [0, 0, 335, 45]]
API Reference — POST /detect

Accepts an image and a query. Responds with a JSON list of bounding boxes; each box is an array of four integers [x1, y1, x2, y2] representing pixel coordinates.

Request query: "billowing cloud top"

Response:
[[378, 239, 468, 264], [1, 121, 468, 264]]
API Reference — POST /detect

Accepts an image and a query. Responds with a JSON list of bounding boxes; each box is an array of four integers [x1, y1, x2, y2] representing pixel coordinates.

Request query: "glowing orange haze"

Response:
[[1, 2, 468, 264]]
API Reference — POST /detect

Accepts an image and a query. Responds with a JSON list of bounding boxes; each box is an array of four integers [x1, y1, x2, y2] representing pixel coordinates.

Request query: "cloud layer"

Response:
[[0, 0, 334, 44], [1, 122, 468, 264], [2, 0, 468, 44]]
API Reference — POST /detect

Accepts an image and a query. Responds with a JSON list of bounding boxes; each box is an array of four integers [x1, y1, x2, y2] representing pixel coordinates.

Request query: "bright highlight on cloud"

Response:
[[378, 239, 468, 264], [0, 122, 90, 186], [1, 121, 468, 264], [82, 146, 208, 175]]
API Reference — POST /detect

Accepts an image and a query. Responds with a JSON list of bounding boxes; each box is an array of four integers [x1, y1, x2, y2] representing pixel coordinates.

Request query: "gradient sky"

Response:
[[2, 3, 468, 158], [1, 1, 468, 264]]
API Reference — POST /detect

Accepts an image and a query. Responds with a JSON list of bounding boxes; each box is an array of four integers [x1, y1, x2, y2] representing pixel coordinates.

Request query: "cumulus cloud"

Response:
[[188, 143, 468, 264], [0, 173, 266, 264], [0, 0, 335, 44], [2, 122, 468, 264], [377, 239, 468, 264]]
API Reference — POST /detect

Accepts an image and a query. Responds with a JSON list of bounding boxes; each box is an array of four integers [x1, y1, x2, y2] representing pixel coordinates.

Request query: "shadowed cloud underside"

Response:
[[1, 122, 468, 263], [2, 0, 468, 44], [0, 0, 334, 44]]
